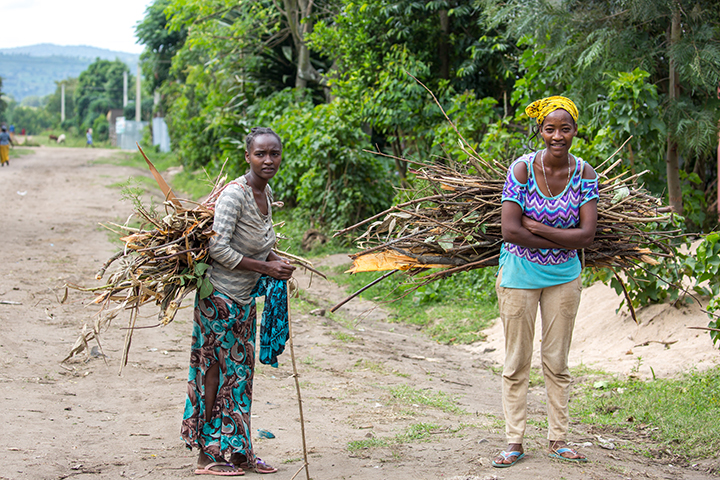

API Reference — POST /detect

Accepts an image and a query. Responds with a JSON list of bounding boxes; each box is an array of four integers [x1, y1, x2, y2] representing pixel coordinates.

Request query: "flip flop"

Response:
[[549, 447, 588, 463], [194, 462, 245, 476], [492, 450, 525, 468], [238, 457, 278, 474]]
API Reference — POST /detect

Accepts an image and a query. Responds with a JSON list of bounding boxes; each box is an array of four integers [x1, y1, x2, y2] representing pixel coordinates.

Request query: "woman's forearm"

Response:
[[236, 256, 270, 275], [502, 222, 567, 249], [522, 221, 594, 249], [522, 200, 597, 249]]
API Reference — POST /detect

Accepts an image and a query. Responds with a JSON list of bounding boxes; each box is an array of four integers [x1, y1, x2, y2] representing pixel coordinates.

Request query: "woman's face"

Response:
[[245, 134, 282, 181], [540, 109, 577, 157]]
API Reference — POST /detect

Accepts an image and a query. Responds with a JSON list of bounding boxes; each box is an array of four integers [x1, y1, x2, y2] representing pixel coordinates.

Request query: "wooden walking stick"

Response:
[[287, 280, 311, 480]]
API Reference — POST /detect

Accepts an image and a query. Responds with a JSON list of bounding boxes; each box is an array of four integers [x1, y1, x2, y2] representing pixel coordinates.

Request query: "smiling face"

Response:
[[245, 133, 282, 181], [540, 108, 578, 157]]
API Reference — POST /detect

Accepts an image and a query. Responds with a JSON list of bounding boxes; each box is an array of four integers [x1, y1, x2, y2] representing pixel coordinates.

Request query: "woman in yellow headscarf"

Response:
[[492, 96, 598, 467]]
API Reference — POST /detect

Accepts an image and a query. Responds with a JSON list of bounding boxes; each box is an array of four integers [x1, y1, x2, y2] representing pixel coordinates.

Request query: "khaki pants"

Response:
[[495, 269, 582, 444]]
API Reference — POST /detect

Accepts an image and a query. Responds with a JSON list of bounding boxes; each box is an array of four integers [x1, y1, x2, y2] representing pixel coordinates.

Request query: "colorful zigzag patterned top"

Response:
[[502, 151, 599, 266]]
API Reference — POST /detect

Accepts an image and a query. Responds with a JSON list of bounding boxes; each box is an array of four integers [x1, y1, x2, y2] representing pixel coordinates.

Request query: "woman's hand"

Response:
[[236, 255, 296, 280], [521, 216, 543, 235], [264, 259, 296, 280]]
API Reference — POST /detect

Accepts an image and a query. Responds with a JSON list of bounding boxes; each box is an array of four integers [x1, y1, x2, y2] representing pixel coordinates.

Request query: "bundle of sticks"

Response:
[[332, 141, 676, 313], [65, 149, 318, 370]]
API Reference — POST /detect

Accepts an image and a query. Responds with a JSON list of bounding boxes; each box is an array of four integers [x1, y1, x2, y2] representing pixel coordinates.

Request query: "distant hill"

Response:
[[0, 44, 140, 101]]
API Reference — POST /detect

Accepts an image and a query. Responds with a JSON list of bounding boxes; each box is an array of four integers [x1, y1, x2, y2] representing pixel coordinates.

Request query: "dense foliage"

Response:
[[3, 1, 720, 340], [131, 0, 720, 344]]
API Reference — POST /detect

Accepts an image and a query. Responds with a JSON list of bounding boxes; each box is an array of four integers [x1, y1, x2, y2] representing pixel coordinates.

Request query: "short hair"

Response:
[[1, 125, 6, 132], [245, 127, 282, 151]]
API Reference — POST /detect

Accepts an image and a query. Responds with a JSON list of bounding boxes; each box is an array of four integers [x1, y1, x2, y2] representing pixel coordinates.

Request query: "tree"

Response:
[[308, 0, 518, 182], [74, 59, 134, 129], [0, 77, 7, 122], [279, 0, 327, 90], [135, 0, 187, 99], [486, 0, 720, 218], [45, 78, 78, 126]]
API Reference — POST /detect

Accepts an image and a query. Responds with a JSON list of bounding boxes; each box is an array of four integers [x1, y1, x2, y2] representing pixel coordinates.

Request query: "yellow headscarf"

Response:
[[525, 96, 579, 125]]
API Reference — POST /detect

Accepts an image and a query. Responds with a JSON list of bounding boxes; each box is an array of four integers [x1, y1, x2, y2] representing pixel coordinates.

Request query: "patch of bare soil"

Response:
[[0, 147, 718, 480]]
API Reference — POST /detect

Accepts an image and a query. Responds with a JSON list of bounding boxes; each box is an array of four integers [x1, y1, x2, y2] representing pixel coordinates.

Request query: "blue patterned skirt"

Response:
[[181, 289, 257, 459]]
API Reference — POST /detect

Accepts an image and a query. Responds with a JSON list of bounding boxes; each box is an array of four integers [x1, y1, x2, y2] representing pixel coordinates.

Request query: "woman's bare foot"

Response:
[[492, 443, 525, 467]]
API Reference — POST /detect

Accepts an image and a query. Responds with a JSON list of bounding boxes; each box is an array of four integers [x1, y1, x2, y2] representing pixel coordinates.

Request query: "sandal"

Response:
[[492, 450, 525, 468], [194, 461, 245, 476], [238, 457, 278, 474], [549, 447, 588, 463]]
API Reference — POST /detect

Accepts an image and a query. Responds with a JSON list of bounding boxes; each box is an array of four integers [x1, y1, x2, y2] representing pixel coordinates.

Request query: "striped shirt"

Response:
[[207, 176, 276, 305], [498, 151, 598, 289]]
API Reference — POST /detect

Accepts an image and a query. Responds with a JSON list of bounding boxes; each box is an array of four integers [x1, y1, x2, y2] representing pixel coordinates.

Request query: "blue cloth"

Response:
[[251, 275, 288, 368], [499, 245, 581, 289]]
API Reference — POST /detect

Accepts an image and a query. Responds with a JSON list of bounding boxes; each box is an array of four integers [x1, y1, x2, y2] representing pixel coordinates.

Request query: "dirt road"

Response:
[[0, 147, 716, 479]]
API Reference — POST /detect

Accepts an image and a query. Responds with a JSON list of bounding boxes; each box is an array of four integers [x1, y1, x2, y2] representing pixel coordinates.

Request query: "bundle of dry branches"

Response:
[[64, 169, 229, 368], [65, 150, 319, 371], [334, 142, 676, 308]]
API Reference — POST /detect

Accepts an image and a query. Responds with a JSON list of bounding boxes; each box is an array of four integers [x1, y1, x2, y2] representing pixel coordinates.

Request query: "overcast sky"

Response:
[[0, 0, 155, 54]]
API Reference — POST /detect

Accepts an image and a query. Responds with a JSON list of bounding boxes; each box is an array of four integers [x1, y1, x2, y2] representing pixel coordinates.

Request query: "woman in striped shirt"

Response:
[[182, 127, 295, 476]]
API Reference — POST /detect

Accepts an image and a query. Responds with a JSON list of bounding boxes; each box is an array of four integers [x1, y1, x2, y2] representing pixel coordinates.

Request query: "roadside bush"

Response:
[[244, 89, 396, 230], [92, 116, 110, 142]]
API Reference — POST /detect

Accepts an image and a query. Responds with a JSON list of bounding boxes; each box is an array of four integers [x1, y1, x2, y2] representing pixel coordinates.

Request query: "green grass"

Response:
[[32, 130, 100, 148], [9, 147, 34, 159], [95, 149, 216, 201], [571, 366, 720, 459], [389, 384, 466, 414], [347, 422, 442, 452], [328, 265, 498, 345], [272, 209, 352, 260], [330, 331, 357, 343]]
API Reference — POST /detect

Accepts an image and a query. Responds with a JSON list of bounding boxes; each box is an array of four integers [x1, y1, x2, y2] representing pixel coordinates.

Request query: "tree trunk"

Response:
[[666, 6, 683, 215], [391, 130, 409, 188], [281, 0, 326, 90], [438, 9, 450, 80]]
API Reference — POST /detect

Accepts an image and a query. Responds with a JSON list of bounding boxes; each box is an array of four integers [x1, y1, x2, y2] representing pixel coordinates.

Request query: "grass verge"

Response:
[[348, 422, 443, 452], [327, 265, 498, 345], [9, 147, 34, 159], [571, 366, 720, 459], [389, 384, 467, 415]]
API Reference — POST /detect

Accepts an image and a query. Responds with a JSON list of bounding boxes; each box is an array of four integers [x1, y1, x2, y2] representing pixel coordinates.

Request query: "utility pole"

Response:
[[123, 71, 128, 107], [60, 82, 65, 122], [135, 65, 141, 122]]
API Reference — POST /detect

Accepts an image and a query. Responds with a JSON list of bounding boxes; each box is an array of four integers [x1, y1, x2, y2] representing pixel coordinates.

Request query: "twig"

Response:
[[330, 270, 399, 313], [688, 326, 720, 333], [287, 282, 311, 480], [612, 270, 638, 324], [334, 195, 446, 237]]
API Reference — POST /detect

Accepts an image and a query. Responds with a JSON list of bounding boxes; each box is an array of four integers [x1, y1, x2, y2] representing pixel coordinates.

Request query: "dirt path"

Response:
[[0, 147, 717, 480]]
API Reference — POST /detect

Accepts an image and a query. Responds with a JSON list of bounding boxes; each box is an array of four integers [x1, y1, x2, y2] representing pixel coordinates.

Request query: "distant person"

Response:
[[86, 128, 93, 148], [0, 125, 15, 167], [20, 128, 25, 136]]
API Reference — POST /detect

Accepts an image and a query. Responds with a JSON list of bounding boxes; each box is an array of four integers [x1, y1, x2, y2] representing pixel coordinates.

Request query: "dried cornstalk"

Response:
[[66, 154, 320, 371]]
